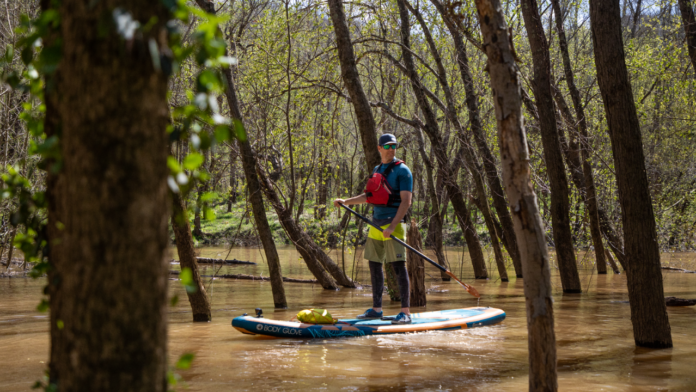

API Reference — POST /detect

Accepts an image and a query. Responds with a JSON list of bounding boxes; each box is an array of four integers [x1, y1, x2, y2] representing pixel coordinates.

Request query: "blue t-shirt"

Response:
[[372, 158, 413, 221]]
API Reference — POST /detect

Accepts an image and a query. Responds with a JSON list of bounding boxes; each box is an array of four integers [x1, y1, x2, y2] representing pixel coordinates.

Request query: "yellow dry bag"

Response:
[[296, 308, 336, 324]]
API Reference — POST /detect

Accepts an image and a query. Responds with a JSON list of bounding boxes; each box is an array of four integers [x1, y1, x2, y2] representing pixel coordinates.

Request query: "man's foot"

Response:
[[391, 312, 412, 324], [356, 308, 383, 319]]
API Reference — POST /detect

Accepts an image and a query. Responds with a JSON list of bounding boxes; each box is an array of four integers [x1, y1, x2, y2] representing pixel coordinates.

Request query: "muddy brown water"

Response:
[[1, 247, 695, 391]]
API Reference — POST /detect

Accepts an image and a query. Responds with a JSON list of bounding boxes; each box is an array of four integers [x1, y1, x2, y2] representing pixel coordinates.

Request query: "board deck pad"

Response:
[[232, 307, 505, 338]]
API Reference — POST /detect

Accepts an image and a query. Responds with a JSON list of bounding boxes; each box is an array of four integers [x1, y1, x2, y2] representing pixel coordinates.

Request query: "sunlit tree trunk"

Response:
[[589, 0, 672, 349], [431, 0, 523, 278], [520, 0, 581, 293], [47, 1, 171, 390], [171, 192, 211, 322], [473, 0, 558, 389], [397, 0, 487, 279], [678, 0, 696, 72], [196, 0, 288, 308]]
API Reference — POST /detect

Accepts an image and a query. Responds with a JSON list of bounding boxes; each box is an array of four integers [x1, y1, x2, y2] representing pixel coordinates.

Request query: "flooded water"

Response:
[[1, 246, 695, 391]]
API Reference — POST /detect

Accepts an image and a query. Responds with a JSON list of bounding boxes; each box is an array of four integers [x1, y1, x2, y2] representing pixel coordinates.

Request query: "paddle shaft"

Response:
[[338, 203, 479, 297]]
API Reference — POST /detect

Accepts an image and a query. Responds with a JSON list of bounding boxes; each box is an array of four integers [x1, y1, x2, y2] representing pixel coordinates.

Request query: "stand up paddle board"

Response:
[[232, 307, 505, 338]]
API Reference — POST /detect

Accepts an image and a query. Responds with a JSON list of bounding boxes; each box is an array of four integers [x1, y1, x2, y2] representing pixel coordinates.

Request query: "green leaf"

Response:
[[214, 125, 230, 142], [203, 206, 216, 221], [183, 153, 204, 170], [201, 192, 218, 202], [36, 299, 49, 312], [167, 156, 181, 173], [179, 267, 197, 293], [56, 319, 64, 330], [176, 353, 195, 370], [170, 294, 179, 307], [233, 119, 247, 142]]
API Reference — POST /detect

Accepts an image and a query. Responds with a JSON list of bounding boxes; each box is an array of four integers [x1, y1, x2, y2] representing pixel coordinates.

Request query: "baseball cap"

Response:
[[378, 133, 398, 146]]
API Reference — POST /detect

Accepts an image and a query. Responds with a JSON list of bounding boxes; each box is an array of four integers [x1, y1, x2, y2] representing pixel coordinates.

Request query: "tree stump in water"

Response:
[[407, 219, 426, 307], [384, 262, 401, 302]]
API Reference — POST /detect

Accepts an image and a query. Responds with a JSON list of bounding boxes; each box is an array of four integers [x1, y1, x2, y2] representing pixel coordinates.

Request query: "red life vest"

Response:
[[365, 160, 403, 207]]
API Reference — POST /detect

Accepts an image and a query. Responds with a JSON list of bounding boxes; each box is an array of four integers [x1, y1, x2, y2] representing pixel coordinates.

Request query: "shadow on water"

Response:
[[0, 247, 695, 391]]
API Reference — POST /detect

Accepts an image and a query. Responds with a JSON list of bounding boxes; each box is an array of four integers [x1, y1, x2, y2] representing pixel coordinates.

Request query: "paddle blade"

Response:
[[446, 271, 481, 298]]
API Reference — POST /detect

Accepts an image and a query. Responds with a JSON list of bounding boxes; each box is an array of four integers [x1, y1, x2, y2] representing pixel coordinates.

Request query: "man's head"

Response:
[[378, 133, 398, 162]]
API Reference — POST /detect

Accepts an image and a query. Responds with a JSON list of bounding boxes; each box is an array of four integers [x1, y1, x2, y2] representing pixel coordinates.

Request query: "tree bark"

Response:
[[431, 0, 523, 278], [196, 0, 288, 309], [520, 0, 581, 293], [407, 219, 426, 307], [171, 192, 212, 322], [589, 0, 672, 349], [396, 0, 487, 279], [550, 0, 607, 274], [327, 0, 381, 171], [474, 1, 558, 390], [47, 1, 171, 389], [678, 0, 696, 72]]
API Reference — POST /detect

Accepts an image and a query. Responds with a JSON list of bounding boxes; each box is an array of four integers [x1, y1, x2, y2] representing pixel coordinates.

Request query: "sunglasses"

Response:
[[382, 144, 398, 150]]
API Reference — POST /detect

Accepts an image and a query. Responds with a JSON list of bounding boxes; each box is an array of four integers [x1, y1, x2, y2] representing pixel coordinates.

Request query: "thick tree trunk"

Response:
[[550, 0, 607, 274], [431, 0, 523, 278], [256, 164, 352, 289], [47, 1, 171, 390], [407, 219, 426, 307], [327, 0, 381, 171], [589, 0, 672, 349], [195, 0, 288, 309], [475, 1, 558, 389], [520, 0, 581, 293], [171, 192, 212, 322], [397, 0, 487, 279], [678, 0, 696, 71]]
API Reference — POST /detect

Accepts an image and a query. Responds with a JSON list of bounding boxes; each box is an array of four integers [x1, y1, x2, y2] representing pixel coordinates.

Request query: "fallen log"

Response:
[[661, 266, 696, 273], [170, 258, 257, 265], [665, 297, 696, 306], [169, 270, 317, 284]]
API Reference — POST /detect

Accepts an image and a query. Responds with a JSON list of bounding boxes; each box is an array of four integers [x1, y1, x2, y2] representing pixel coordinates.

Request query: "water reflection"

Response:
[[0, 248, 695, 391]]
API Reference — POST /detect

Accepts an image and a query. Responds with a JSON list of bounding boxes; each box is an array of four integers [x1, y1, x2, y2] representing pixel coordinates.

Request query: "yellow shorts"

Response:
[[364, 223, 406, 263]]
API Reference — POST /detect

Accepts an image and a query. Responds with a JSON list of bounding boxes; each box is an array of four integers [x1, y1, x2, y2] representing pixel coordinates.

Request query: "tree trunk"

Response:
[[589, 0, 672, 348], [47, 1, 171, 390], [431, 0, 523, 278], [604, 249, 621, 274], [407, 219, 426, 307], [171, 192, 212, 322], [193, 184, 204, 238], [520, 0, 581, 293], [550, 0, 607, 274], [678, 0, 696, 72], [474, 1, 558, 389], [227, 146, 237, 212], [327, 0, 381, 171], [195, 0, 288, 309], [397, 0, 487, 279], [406, 0, 506, 281], [256, 163, 353, 289]]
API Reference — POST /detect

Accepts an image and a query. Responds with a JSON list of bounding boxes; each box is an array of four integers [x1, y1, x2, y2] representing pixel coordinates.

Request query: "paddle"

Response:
[[338, 203, 481, 298]]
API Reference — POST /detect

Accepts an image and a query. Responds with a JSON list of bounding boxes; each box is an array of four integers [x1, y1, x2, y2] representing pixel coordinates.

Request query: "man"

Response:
[[333, 133, 413, 324]]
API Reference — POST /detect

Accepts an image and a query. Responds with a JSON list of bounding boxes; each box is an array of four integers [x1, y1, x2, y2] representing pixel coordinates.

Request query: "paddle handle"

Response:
[[339, 203, 480, 298]]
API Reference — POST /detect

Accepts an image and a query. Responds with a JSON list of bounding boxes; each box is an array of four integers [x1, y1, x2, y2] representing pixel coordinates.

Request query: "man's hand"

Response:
[[333, 198, 346, 208], [382, 225, 395, 239]]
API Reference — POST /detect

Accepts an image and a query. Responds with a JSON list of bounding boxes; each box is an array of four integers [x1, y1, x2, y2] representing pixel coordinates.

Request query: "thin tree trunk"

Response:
[[407, 219, 426, 306], [473, 1, 557, 389], [678, 0, 696, 71], [604, 248, 621, 274], [407, 0, 505, 281], [256, 163, 353, 289], [47, 1, 171, 389], [431, 0, 523, 278], [415, 128, 451, 281], [327, 0, 381, 171], [4, 227, 17, 271], [397, 0, 487, 279], [171, 192, 212, 322], [589, 0, 672, 349], [550, 0, 607, 274], [521, 0, 581, 293], [227, 146, 236, 212], [196, 0, 288, 309]]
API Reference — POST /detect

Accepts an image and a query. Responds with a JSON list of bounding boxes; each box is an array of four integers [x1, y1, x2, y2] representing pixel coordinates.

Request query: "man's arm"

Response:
[[382, 191, 412, 238], [333, 193, 367, 208]]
